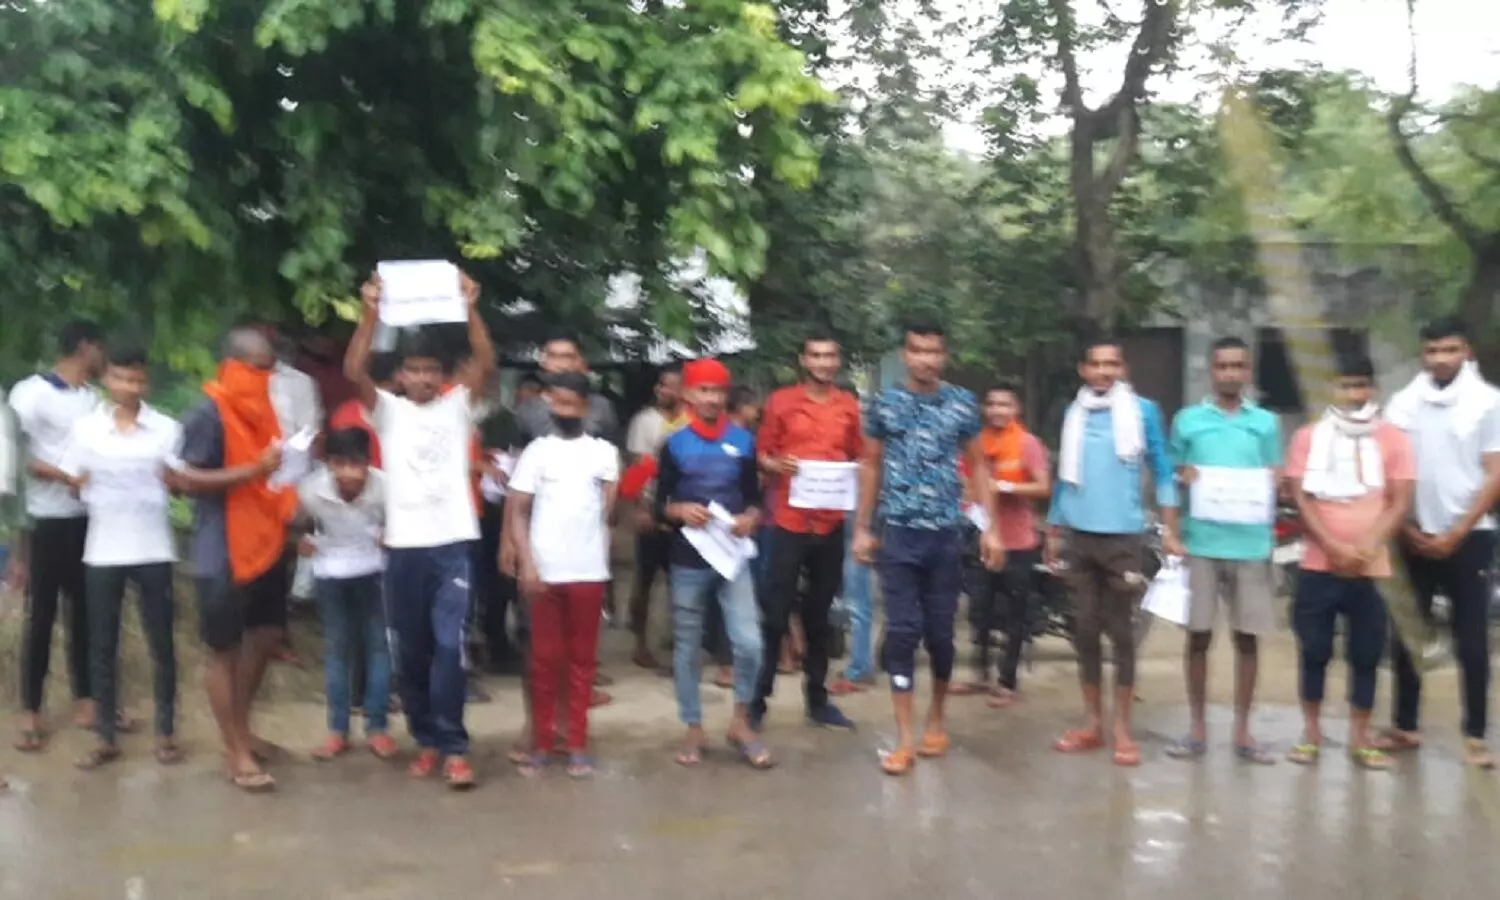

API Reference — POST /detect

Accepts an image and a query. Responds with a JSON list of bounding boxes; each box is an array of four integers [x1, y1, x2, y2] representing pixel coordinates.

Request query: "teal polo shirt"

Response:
[[1169, 400, 1282, 561]]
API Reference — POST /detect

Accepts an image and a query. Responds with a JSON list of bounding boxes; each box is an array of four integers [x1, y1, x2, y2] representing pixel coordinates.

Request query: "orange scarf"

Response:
[[204, 360, 295, 584], [979, 421, 1029, 485]]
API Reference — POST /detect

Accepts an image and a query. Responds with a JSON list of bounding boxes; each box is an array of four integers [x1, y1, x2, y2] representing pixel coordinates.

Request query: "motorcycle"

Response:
[[1270, 502, 1303, 597]]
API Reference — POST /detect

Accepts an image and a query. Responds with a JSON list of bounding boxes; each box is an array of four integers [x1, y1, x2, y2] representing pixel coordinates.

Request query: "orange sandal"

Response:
[[444, 756, 477, 791], [881, 747, 916, 776], [918, 731, 950, 758], [311, 735, 350, 762], [1053, 729, 1105, 754], [407, 748, 440, 778], [367, 733, 399, 760], [1113, 742, 1142, 767]]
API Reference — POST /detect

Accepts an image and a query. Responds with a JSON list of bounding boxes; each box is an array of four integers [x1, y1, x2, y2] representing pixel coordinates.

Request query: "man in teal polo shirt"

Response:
[[1167, 336, 1282, 764]]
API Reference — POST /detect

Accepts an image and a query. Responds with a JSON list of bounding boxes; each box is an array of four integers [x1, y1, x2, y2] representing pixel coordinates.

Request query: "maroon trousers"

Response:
[[528, 582, 606, 753]]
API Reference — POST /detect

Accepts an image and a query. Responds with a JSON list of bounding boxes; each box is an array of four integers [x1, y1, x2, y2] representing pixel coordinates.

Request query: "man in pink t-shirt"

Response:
[[1283, 355, 1414, 770], [955, 385, 1051, 707]]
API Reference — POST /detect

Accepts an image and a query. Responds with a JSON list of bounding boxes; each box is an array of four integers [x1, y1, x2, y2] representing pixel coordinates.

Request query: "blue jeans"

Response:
[[842, 539, 875, 682], [317, 574, 391, 735], [386, 543, 471, 755], [670, 565, 763, 726]]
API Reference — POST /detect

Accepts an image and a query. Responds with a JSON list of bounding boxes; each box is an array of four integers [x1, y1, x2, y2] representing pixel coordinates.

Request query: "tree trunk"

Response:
[[1463, 240, 1500, 373]]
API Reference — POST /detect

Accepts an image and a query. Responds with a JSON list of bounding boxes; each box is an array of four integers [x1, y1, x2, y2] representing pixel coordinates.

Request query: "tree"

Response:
[[0, 0, 832, 377]]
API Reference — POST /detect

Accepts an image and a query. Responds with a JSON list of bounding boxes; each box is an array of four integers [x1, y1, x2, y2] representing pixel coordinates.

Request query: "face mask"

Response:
[[551, 414, 584, 438]]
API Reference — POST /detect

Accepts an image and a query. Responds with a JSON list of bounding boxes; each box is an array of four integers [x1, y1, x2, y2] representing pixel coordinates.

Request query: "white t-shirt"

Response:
[[298, 467, 386, 579], [509, 435, 619, 584], [271, 362, 323, 438], [59, 405, 181, 567], [626, 406, 685, 459], [8, 373, 100, 519], [1408, 399, 1500, 534], [371, 387, 479, 549]]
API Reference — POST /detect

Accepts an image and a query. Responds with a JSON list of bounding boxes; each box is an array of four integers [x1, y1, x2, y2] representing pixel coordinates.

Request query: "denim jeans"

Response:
[[317, 574, 391, 735], [842, 535, 875, 682], [670, 565, 763, 726], [386, 543, 471, 755]]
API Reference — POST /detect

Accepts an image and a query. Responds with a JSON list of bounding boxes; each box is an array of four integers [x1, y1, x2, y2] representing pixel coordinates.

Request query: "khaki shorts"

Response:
[[1186, 557, 1275, 635]]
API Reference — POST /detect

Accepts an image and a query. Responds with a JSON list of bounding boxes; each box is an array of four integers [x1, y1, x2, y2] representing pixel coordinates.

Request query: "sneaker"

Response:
[[807, 703, 856, 730], [444, 756, 477, 791]]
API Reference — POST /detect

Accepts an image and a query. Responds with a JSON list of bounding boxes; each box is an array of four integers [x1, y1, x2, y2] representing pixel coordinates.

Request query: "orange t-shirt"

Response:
[[1284, 422, 1415, 578], [757, 385, 864, 534]]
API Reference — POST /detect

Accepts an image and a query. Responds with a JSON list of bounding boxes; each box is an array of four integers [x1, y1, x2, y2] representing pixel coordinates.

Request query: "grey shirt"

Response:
[[179, 399, 229, 578], [515, 394, 619, 449]]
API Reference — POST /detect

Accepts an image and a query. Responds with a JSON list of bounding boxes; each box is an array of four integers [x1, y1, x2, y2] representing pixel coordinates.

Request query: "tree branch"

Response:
[[1096, 103, 1140, 200], [1387, 0, 1483, 252], [1048, 0, 1084, 115], [1091, 0, 1179, 126]]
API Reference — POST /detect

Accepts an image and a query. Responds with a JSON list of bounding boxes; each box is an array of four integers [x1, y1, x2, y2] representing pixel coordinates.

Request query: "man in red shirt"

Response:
[[752, 334, 863, 730]]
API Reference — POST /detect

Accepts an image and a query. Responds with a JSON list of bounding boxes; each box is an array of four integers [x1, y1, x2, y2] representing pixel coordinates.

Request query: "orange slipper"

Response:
[[881, 747, 916, 776], [1053, 729, 1105, 754], [407, 748, 440, 779], [1113, 742, 1142, 767], [311, 735, 350, 762], [917, 731, 950, 758], [367, 733, 399, 760], [444, 756, 477, 791]]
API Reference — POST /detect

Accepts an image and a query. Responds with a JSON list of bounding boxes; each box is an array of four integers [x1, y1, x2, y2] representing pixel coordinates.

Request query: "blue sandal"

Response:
[[729, 737, 775, 770], [1164, 737, 1207, 760]]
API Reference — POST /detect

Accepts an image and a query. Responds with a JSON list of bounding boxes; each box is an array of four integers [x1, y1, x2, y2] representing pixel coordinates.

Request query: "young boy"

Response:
[[298, 427, 395, 762], [506, 372, 620, 778], [60, 346, 183, 770], [1283, 355, 1414, 769], [344, 269, 495, 791]]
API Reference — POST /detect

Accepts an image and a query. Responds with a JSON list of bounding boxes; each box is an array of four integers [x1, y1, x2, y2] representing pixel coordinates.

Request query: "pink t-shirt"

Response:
[[1284, 422, 1415, 578], [994, 434, 1048, 551]]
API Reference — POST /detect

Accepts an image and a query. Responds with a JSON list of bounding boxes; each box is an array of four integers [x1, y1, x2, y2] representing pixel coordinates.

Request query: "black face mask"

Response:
[[551, 414, 584, 437]]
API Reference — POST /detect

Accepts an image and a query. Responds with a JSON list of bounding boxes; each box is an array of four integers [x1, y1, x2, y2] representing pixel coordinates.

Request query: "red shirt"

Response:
[[329, 399, 381, 468], [758, 385, 864, 534]]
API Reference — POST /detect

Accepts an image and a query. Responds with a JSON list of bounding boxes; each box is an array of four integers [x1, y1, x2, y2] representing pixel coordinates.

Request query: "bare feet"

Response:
[[713, 666, 734, 689], [71, 699, 95, 729], [1371, 729, 1422, 753], [1465, 738, 1495, 770]]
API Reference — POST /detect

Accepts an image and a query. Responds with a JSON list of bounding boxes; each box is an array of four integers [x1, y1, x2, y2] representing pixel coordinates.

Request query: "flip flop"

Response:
[[917, 731, 950, 758], [881, 747, 915, 776], [311, 735, 351, 762], [75, 745, 123, 771], [1286, 742, 1321, 765], [729, 737, 775, 770], [154, 741, 187, 766], [566, 753, 596, 779], [516, 753, 548, 779], [986, 689, 1018, 709], [674, 744, 705, 767], [1464, 739, 1496, 770], [1113, 742, 1142, 767], [1350, 746, 1393, 771], [589, 689, 613, 708], [1234, 743, 1277, 766], [948, 682, 988, 696], [1053, 729, 1105, 754], [1371, 729, 1422, 753], [14, 729, 48, 754], [1164, 737, 1207, 760], [228, 768, 276, 794]]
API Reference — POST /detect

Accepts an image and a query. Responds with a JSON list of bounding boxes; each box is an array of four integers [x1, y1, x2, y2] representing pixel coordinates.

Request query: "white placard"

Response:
[[479, 451, 517, 503], [964, 502, 991, 532], [1142, 558, 1190, 626], [681, 501, 758, 581], [311, 533, 385, 580], [270, 427, 317, 490], [81, 460, 168, 513], [788, 460, 859, 512], [1190, 466, 1274, 526], [377, 260, 466, 327]]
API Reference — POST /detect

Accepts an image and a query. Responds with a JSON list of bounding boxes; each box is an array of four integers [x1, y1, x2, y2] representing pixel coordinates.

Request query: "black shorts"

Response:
[[196, 563, 289, 652]]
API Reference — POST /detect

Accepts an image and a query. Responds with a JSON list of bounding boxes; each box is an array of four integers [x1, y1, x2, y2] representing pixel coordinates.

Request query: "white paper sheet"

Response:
[[311, 533, 386, 580], [1190, 466, 1275, 526], [964, 502, 990, 532], [788, 460, 859, 511], [377, 260, 466, 327], [270, 427, 317, 489], [81, 460, 169, 513], [479, 451, 517, 503], [1141, 558, 1190, 626], [680, 501, 758, 581]]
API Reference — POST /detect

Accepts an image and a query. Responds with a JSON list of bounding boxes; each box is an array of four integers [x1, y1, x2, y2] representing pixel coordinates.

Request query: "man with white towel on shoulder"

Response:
[[1045, 334, 1182, 768], [1380, 316, 1500, 769]]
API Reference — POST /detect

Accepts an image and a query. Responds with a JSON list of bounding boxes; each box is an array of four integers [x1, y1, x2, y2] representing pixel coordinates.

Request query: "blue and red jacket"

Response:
[[653, 420, 760, 569]]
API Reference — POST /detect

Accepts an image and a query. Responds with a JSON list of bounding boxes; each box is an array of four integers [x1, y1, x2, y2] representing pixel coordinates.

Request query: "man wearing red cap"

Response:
[[655, 358, 772, 769]]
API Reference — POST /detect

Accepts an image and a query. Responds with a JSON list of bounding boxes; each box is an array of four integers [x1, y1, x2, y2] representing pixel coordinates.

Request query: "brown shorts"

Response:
[[1186, 557, 1275, 635], [1061, 531, 1147, 625]]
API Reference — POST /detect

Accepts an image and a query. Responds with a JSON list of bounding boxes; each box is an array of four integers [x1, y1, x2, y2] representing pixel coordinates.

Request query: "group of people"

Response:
[[2, 282, 1496, 793]]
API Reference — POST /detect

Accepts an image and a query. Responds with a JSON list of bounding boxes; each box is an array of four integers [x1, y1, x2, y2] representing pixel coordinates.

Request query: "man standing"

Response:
[[10, 319, 105, 753], [266, 326, 325, 657], [655, 358, 771, 769], [345, 271, 495, 790], [954, 384, 1051, 707], [1047, 335, 1181, 767], [173, 326, 290, 792], [1283, 354, 1414, 769], [753, 334, 862, 730], [1166, 337, 1281, 764], [854, 321, 1005, 776], [625, 366, 685, 669], [1383, 316, 1500, 769]]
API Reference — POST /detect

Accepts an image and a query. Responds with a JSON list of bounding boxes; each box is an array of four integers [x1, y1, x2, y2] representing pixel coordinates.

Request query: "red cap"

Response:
[[682, 358, 731, 389]]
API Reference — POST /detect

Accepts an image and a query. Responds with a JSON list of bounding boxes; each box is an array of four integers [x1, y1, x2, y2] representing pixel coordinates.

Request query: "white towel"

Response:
[[1302, 403, 1384, 501], [1386, 359, 1496, 439], [1058, 382, 1144, 485]]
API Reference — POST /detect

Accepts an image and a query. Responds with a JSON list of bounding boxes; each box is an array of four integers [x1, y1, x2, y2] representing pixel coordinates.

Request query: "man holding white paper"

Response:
[[753, 333, 864, 731], [1166, 336, 1282, 765]]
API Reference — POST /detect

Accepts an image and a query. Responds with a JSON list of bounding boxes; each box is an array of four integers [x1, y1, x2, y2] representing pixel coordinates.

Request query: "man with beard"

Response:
[[1166, 337, 1282, 764], [1382, 316, 1500, 769], [1284, 354, 1413, 769], [854, 321, 1005, 776], [1047, 335, 1182, 768], [10, 319, 107, 754], [753, 334, 862, 731]]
